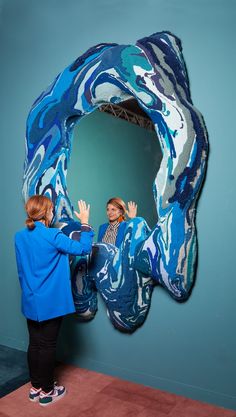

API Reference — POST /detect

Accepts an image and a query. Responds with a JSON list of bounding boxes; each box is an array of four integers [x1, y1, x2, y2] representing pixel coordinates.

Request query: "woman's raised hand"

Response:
[[126, 201, 137, 219], [74, 200, 90, 224]]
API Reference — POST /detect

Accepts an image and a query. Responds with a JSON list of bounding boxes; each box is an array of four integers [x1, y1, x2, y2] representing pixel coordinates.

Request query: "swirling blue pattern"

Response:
[[23, 31, 208, 332]]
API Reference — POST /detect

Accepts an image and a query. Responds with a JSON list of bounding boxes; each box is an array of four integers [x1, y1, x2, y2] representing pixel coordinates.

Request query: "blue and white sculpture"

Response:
[[23, 31, 208, 332]]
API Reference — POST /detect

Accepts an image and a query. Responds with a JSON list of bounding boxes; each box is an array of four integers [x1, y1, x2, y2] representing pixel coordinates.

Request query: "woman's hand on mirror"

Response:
[[126, 201, 137, 218], [74, 200, 90, 224]]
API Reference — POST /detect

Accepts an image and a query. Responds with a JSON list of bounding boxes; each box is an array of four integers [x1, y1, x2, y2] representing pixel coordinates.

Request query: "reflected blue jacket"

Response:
[[14, 221, 94, 322], [97, 221, 127, 248]]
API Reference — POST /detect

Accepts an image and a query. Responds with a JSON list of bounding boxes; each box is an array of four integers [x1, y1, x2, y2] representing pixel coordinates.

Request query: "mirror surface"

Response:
[[67, 108, 162, 236]]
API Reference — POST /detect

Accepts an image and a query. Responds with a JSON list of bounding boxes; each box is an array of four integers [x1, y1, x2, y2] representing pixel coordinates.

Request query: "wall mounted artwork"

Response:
[[23, 31, 208, 332]]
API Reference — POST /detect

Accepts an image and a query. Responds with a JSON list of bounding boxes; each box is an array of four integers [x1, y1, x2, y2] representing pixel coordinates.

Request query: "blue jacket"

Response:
[[97, 221, 127, 248], [14, 221, 94, 322]]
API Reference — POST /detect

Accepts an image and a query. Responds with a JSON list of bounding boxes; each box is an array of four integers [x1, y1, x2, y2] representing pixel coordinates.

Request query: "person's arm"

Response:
[[53, 229, 94, 255], [126, 201, 137, 219], [14, 240, 24, 279], [97, 224, 104, 242]]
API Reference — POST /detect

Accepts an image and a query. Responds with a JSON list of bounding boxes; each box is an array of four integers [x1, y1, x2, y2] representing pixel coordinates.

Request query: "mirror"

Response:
[[67, 106, 162, 233], [23, 31, 208, 332]]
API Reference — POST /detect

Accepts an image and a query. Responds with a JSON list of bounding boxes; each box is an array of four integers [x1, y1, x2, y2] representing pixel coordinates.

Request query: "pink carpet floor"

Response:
[[0, 364, 235, 417]]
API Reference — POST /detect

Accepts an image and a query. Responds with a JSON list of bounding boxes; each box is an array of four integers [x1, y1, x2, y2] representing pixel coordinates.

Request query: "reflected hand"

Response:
[[126, 201, 137, 218], [74, 200, 90, 224]]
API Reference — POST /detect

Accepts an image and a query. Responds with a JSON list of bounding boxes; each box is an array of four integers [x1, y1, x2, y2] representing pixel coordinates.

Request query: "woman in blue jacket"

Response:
[[14, 195, 94, 406], [97, 197, 137, 247]]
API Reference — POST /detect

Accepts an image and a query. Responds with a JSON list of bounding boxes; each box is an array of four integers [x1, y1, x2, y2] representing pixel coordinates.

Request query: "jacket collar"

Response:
[[35, 221, 46, 228]]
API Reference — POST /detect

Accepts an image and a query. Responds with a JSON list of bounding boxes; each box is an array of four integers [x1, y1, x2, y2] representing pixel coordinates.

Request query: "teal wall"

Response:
[[1, 0, 235, 410]]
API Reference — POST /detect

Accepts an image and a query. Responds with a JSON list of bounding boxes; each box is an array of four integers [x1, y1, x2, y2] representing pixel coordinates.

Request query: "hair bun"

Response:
[[25, 217, 35, 230]]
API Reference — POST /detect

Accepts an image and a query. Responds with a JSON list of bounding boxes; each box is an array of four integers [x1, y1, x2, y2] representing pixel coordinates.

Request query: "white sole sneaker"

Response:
[[39, 387, 66, 406]]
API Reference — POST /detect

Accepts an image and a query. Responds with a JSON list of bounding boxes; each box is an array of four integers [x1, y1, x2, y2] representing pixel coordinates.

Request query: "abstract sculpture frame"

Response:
[[23, 31, 208, 332]]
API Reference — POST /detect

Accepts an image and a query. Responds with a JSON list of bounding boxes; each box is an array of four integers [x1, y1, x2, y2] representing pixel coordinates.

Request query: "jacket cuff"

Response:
[[81, 223, 93, 233]]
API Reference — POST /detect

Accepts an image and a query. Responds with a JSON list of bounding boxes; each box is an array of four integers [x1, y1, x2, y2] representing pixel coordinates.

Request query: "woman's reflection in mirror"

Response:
[[97, 197, 137, 247]]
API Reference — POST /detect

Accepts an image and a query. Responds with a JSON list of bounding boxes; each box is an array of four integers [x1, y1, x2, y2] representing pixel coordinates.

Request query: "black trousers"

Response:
[[27, 316, 63, 393]]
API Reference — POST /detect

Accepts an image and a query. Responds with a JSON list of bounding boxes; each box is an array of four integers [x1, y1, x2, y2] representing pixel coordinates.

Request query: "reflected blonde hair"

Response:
[[107, 197, 126, 222], [25, 195, 53, 229]]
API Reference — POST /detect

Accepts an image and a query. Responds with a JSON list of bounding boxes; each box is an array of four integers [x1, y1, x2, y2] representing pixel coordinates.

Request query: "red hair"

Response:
[[106, 197, 127, 222], [25, 195, 53, 229]]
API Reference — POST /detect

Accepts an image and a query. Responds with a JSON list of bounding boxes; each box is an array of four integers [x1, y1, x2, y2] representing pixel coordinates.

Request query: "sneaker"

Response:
[[29, 387, 42, 402], [39, 385, 66, 406], [28, 381, 58, 402]]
